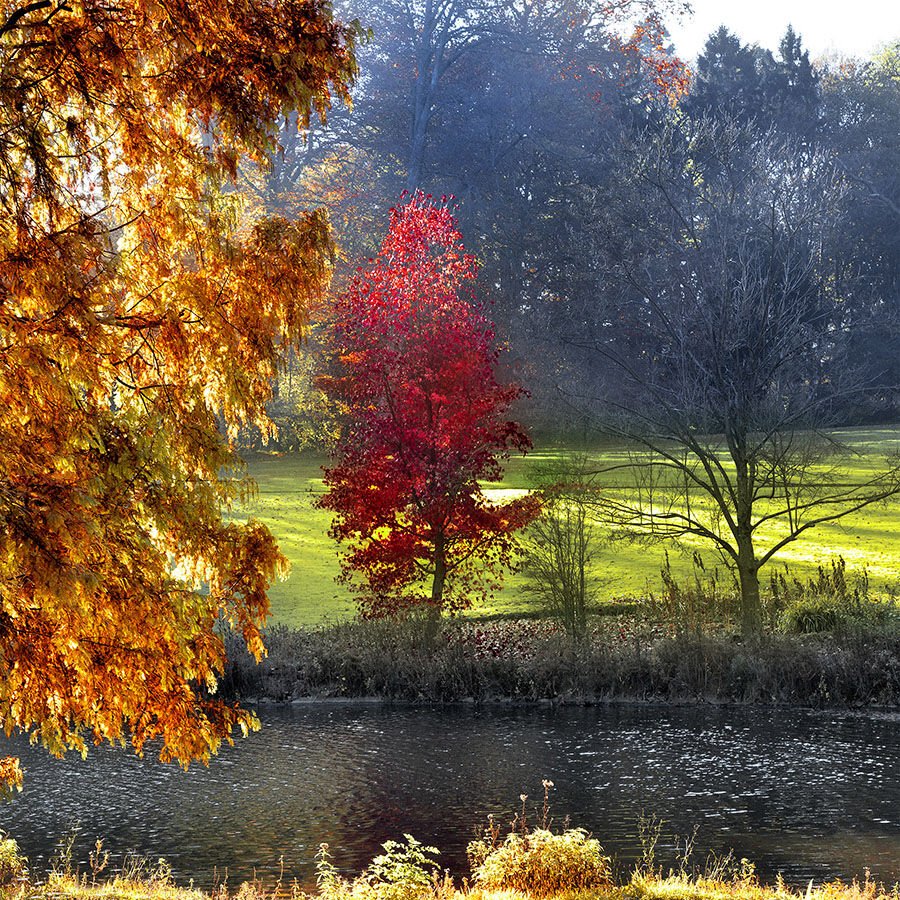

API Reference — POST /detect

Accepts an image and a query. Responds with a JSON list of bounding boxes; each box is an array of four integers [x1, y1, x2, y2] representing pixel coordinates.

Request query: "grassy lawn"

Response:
[[240, 426, 900, 628]]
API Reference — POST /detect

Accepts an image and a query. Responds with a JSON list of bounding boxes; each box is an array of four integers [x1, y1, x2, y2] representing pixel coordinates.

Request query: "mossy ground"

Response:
[[238, 427, 900, 628]]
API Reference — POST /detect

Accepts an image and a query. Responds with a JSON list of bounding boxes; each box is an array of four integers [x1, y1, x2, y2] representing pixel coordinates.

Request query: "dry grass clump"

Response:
[[627, 871, 899, 900], [0, 838, 206, 900], [41, 877, 207, 900], [5, 871, 203, 900], [465, 782, 611, 898]]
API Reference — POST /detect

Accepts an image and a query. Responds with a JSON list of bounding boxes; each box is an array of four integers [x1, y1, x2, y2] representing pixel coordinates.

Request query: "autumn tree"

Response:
[[318, 194, 540, 630], [0, 0, 358, 790]]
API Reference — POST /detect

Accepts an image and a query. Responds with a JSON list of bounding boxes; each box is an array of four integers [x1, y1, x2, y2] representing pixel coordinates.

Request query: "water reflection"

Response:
[[0, 704, 898, 888]]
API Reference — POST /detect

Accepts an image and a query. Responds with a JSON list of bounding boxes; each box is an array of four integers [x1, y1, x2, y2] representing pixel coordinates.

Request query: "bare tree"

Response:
[[522, 455, 603, 642], [572, 117, 900, 635]]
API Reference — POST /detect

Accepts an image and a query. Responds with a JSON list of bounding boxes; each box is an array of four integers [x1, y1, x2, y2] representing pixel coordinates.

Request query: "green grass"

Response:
[[239, 427, 900, 628], [237, 453, 356, 627]]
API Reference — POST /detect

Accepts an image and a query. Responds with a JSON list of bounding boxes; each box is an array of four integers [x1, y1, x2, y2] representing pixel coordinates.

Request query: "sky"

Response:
[[665, 0, 900, 64]]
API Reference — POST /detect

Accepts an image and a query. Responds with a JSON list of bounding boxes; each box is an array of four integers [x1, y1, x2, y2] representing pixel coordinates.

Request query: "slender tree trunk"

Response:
[[406, 109, 428, 192], [574, 510, 587, 643], [424, 533, 446, 646], [406, 8, 433, 193], [732, 440, 762, 636]]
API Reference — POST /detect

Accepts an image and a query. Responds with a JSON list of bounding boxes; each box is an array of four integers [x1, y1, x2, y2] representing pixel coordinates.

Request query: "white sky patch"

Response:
[[666, 0, 900, 64]]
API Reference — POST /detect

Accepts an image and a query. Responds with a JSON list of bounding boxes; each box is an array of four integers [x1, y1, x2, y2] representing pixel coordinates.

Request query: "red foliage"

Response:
[[318, 193, 541, 616]]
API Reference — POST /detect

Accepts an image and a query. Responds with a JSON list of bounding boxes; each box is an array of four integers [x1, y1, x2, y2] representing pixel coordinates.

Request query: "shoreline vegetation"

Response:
[[3, 821, 898, 900], [221, 615, 900, 709]]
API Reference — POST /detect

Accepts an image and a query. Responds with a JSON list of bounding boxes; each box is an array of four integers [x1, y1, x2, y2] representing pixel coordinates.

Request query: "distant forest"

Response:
[[240, 1, 900, 447]]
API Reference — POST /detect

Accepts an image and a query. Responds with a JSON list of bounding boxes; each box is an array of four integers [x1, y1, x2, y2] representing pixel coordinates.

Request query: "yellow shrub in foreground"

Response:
[[468, 829, 612, 897]]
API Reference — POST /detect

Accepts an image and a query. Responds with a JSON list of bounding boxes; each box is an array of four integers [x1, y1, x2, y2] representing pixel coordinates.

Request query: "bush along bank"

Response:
[[220, 616, 900, 708]]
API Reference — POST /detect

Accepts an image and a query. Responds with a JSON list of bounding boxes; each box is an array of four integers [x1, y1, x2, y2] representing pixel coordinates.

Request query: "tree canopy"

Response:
[[0, 0, 358, 790]]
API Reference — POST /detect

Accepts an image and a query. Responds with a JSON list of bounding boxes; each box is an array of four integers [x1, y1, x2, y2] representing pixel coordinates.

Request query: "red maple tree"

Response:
[[318, 193, 540, 620]]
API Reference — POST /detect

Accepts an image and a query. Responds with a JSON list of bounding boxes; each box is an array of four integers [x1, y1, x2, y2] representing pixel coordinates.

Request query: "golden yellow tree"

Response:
[[0, 0, 358, 789]]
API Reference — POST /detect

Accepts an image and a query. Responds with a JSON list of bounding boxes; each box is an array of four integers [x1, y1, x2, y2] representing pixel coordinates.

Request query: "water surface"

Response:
[[1, 703, 898, 888]]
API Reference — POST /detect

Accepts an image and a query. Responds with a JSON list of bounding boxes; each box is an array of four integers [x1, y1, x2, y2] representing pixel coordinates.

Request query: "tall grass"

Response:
[[772, 558, 900, 634], [220, 615, 900, 707]]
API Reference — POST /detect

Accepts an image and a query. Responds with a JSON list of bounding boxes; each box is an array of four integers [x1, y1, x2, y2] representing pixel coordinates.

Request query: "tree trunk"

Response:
[[406, 110, 428, 193], [733, 445, 762, 637], [406, 17, 434, 193], [424, 534, 447, 646], [736, 547, 762, 637]]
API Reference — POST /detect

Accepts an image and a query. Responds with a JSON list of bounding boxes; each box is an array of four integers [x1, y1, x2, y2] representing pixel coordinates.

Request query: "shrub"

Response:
[[780, 594, 898, 634], [522, 455, 605, 643], [775, 558, 900, 634], [468, 828, 611, 897], [365, 835, 439, 898], [315, 836, 442, 900], [781, 595, 851, 634], [0, 834, 26, 885]]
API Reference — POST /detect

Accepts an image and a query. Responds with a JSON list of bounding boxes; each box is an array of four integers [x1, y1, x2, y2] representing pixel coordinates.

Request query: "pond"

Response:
[[1, 703, 898, 889]]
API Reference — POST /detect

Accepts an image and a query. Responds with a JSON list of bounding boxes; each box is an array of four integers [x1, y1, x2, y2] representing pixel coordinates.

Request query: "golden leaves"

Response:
[[0, 0, 356, 780], [0, 757, 23, 798]]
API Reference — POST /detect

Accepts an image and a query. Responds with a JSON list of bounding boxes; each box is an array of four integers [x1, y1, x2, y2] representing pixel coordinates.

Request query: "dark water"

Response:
[[1, 703, 899, 889]]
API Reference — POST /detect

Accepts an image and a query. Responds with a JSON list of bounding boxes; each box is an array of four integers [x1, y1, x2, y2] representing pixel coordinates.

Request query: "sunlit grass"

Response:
[[238, 453, 355, 626], [239, 427, 900, 628], [17, 864, 900, 900], [39, 878, 206, 900]]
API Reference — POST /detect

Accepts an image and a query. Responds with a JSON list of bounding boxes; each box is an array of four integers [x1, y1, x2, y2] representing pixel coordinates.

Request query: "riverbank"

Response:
[[4, 842, 897, 900], [221, 618, 900, 708], [16, 871, 900, 900]]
